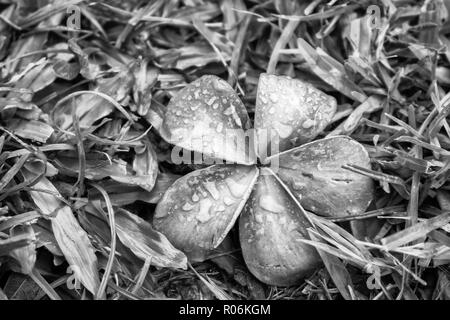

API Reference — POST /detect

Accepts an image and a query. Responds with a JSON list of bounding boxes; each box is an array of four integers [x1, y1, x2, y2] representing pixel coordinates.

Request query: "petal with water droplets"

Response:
[[269, 136, 373, 217], [153, 164, 259, 261], [239, 168, 321, 286], [255, 73, 337, 160], [160, 75, 256, 165]]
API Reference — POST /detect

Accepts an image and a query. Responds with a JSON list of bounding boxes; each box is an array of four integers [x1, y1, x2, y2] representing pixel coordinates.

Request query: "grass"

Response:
[[0, 0, 449, 300]]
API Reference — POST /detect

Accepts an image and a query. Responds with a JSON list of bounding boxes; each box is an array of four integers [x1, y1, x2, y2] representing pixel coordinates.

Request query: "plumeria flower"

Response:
[[152, 74, 374, 286]]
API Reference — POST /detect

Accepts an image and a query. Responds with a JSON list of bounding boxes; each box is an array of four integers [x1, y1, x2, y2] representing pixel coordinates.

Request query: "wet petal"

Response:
[[255, 73, 337, 160], [239, 168, 321, 286], [160, 75, 256, 165], [153, 164, 258, 262], [270, 136, 373, 217]]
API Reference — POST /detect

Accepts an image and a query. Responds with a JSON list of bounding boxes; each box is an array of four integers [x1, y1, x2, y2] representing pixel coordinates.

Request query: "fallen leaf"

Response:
[[23, 171, 100, 295], [115, 208, 188, 269]]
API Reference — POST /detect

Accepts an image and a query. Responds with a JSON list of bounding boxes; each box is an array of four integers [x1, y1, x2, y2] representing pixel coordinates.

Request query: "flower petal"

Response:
[[153, 164, 259, 261], [160, 75, 256, 165], [255, 73, 337, 160], [269, 136, 373, 217], [239, 168, 321, 286]]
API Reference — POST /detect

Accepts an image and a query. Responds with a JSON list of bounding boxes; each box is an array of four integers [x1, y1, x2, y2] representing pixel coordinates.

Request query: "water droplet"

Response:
[[289, 137, 298, 146], [259, 195, 284, 213], [187, 176, 199, 186], [196, 199, 213, 223], [260, 95, 268, 104], [212, 103, 219, 110], [275, 122, 293, 139], [216, 122, 223, 133], [199, 189, 208, 198], [206, 96, 216, 106], [268, 107, 275, 114], [292, 181, 305, 192], [302, 119, 315, 129], [192, 193, 200, 202], [224, 106, 233, 115], [255, 227, 265, 236], [191, 102, 201, 111], [269, 93, 279, 103], [204, 183, 220, 201], [182, 202, 194, 211], [225, 178, 247, 198], [213, 79, 229, 91], [224, 104, 242, 127], [223, 196, 234, 206], [278, 215, 288, 226]]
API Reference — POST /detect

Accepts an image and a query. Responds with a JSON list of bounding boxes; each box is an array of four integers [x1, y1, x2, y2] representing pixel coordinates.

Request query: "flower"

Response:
[[152, 73, 374, 286]]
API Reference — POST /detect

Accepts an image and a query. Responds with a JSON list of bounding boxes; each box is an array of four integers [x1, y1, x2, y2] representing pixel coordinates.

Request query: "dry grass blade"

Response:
[[308, 231, 355, 300], [29, 268, 61, 301], [131, 257, 152, 295], [188, 263, 232, 300], [91, 183, 116, 300], [16, 0, 83, 29], [267, 7, 302, 74], [0, 233, 34, 256], [107, 280, 141, 301], [296, 38, 367, 102], [0, 153, 30, 191], [53, 90, 135, 128], [327, 96, 383, 136], [380, 212, 450, 250]]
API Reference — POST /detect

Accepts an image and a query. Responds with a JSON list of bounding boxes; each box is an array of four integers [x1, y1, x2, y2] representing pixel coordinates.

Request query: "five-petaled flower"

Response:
[[152, 73, 374, 286]]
